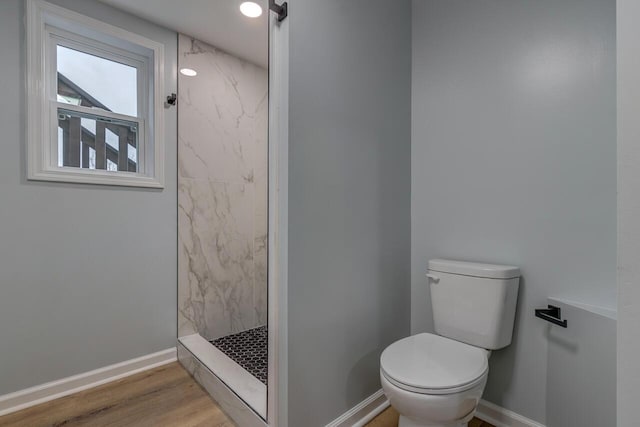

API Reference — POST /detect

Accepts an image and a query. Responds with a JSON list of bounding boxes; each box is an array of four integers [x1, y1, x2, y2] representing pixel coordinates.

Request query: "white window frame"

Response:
[[26, 0, 165, 188]]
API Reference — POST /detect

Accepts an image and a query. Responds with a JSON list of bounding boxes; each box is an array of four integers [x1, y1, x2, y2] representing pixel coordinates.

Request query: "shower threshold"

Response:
[[178, 333, 266, 419]]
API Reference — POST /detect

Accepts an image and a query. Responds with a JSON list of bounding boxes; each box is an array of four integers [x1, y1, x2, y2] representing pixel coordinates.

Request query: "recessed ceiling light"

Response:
[[240, 1, 262, 18], [180, 68, 197, 77]]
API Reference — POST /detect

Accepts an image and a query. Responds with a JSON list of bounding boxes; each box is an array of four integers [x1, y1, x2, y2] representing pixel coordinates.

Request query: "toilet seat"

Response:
[[381, 368, 487, 395], [380, 333, 488, 395]]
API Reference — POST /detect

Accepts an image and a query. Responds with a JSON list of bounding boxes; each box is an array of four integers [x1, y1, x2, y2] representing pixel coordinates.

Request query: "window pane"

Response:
[[57, 45, 138, 117], [57, 108, 138, 173]]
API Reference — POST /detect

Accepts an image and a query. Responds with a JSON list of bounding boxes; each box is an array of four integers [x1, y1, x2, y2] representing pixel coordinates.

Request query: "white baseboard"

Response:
[[324, 394, 544, 427], [476, 399, 546, 427], [325, 389, 390, 427], [0, 347, 177, 417]]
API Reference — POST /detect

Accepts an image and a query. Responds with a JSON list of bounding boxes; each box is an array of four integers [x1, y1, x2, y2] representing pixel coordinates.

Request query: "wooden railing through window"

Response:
[[58, 115, 137, 172]]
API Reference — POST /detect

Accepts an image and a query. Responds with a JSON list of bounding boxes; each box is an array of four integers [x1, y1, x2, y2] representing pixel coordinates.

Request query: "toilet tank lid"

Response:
[[428, 259, 520, 279]]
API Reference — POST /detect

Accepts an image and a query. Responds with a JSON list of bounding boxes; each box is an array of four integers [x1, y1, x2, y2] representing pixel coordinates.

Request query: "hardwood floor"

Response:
[[0, 363, 235, 427], [0, 363, 493, 427], [366, 406, 494, 427]]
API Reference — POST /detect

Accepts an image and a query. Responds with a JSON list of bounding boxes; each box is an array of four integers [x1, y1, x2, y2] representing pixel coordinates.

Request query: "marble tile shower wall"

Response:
[[178, 34, 268, 340]]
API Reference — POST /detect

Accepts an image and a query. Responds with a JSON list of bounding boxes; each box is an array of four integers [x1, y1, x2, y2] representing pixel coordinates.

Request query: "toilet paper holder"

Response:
[[535, 304, 568, 328]]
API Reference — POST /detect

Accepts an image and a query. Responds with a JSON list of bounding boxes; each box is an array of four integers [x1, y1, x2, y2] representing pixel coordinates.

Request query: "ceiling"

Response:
[[98, 0, 268, 67]]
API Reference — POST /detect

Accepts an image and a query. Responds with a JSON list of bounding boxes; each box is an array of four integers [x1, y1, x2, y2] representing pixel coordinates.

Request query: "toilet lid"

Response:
[[380, 333, 488, 391]]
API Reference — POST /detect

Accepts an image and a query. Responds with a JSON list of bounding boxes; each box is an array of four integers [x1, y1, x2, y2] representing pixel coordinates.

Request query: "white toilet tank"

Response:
[[428, 259, 520, 350]]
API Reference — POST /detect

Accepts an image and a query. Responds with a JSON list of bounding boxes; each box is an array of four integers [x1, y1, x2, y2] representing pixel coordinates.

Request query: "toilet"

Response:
[[380, 259, 520, 427]]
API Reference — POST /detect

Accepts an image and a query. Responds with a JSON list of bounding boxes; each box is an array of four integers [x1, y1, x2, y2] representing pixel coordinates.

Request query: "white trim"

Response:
[[325, 390, 390, 427], [267, 9, 289, 427], [476, 399, 546, 427], [321, 395, 546, 427], [26, 0, 165, 188], [0, 347, 177, 417]]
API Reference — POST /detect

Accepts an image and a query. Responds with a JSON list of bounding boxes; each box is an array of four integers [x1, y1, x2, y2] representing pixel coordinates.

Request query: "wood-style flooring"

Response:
[[0, 362, 494, 427], [0, 363, 234, 427]]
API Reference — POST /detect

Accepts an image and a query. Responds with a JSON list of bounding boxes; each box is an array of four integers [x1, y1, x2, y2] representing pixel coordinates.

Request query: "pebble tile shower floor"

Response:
[[211, 326, 267, 384]]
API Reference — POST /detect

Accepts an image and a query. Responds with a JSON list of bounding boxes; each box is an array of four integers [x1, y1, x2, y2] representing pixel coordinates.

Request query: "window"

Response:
[[27, 0, 165, 187]]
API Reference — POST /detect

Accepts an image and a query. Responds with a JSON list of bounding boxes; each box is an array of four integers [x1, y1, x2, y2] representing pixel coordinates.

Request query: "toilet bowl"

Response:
[[380, 259, 520, 427], [380, 333, 489, 427]]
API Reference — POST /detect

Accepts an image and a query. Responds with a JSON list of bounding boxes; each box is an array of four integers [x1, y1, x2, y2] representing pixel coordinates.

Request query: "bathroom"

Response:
[[0, 0, 637, 426]]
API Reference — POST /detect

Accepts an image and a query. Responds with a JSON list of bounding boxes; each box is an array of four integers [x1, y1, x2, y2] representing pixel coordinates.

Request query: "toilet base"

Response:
[[381, 368, 485, 427], [399, 414, 468, 427]]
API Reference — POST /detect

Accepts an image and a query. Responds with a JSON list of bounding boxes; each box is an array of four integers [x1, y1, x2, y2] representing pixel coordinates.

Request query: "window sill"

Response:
[[28, 167, 164, 189]]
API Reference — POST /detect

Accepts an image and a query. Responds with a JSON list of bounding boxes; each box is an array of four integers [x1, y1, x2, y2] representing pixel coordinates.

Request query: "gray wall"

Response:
[[617, 0, 640, 425], [411, 0, 616, 424], [0, 0, 177, 395], [287, 0, 412, 424]]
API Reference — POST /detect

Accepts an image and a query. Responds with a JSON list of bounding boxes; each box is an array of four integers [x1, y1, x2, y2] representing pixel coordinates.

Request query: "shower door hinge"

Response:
[[269, 0, 288, 22]]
